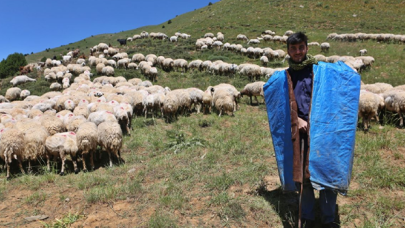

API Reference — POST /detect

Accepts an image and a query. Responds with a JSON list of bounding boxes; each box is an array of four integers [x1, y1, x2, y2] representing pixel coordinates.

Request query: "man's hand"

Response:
[[298, 117, 308, 133]]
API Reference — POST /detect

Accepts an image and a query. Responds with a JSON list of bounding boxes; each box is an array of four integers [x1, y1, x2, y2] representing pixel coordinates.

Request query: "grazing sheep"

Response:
[[237, 34, 249, 41], [23, 126, 49, 172], [101, 66, 115, 76], [260, 56, 269, 66], [240, 81, 266, 105], [98, 121, 123, 167], [320, 42, 330, 52], [213, 90, 235, 117], [162, 92, 179, 122], [45, 132, 79, 175], [382, 90, 405, 127], [359, 49, 367, 56], [10, 75, 36, 86], [358, 91, 383, 131], [76, 121, 98, 172], [0, 128, 26, 179]]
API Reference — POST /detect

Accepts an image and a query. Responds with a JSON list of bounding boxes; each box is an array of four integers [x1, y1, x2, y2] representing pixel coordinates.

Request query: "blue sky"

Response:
[[0, 0, 220, 61]]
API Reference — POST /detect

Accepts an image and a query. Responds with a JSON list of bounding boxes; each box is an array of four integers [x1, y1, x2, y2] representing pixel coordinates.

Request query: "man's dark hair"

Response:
[[287, 32, 308, 49]]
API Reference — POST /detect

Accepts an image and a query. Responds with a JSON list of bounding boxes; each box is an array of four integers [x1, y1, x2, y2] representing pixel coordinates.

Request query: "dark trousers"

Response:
[[299, 132, 337, 224]]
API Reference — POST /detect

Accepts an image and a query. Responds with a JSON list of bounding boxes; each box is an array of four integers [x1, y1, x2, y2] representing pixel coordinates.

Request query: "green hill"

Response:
[[25, 0, 405, 87]]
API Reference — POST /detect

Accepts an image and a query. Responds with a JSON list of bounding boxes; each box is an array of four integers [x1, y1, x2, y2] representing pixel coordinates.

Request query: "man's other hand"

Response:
[[298, 117, 308, 133]]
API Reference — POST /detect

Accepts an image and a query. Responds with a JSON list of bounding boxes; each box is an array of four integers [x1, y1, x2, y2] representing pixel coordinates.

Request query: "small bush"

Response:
[[316, 2, 323, 7], [168, 20, 172, 24]]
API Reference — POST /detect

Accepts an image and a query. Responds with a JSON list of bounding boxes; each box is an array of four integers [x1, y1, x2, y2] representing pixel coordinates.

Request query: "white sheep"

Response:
[[382, 90, 405, 127], [320, 42, 330, 52], [0, 128, 26, 179], [162, 91, 179, 122], [170, 36, 178, 42], [5, 87, 22, 101], [260, 56, 269, 66], [76, 121, 98, 172], [98, 121, 123, 167], [247, 39, 260, 45], [358, 91, 384, 131], [88, 110, 117, 126], [10, 75, 36, 86], [101, 66, 115, 76], [359, 49, 367, 56], [20, 90, 30, 100], [45, 131, 79, 175], [23, 126, 49, 172], [240, 81, 266, 105]]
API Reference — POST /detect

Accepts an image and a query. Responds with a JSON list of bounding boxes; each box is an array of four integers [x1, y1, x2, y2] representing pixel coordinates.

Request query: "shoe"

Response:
[[301, 218, 315, 228], [322, 222, 340, 228]]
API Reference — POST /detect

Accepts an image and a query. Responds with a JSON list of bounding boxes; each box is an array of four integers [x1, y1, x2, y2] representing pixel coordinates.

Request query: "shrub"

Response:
[[168, 20, 172, 24], [0, 53, 27, 78]]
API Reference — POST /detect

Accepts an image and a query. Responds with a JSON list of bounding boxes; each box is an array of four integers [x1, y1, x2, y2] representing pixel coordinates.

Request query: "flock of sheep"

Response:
[[1, 27, 403, 178]]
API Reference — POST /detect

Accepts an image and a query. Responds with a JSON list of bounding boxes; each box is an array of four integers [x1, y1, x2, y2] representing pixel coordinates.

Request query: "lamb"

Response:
[[98, 121, 123, 167], [170, 36, 178, 42], [0, 128, 26, 179], [76, 121, 98, 171], [20, 90, 30, 100], [10, 75, 36, 86], [5, 87, 22, 101], [320, 42, 330, 52], [240, 81, 266, 105], [359, 49, 367, 56], [358, 91, 384, 131], [45, 131, 79, 175]]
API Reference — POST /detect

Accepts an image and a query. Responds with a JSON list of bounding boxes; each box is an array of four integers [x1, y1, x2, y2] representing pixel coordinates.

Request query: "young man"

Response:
[[263, 32, 360, 228], [287, 32, 338, 228]]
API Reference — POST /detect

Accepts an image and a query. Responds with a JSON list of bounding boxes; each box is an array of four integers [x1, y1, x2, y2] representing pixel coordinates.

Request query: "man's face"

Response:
[[287, 41, 308, 63]]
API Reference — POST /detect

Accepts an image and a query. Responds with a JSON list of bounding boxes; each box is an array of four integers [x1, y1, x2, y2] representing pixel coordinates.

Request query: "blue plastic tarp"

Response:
[[264, 61, 360, 192]]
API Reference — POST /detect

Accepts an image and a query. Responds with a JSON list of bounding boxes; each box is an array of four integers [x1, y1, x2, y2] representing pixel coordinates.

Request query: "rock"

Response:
[[24, 215, 49, 222]]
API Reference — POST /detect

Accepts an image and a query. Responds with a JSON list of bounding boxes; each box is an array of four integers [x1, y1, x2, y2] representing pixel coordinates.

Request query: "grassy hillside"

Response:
[[0, 0, 404, 227]]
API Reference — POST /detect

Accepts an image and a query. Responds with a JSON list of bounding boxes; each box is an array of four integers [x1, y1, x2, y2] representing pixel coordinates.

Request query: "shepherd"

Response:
[[263, 32, 360, 227]]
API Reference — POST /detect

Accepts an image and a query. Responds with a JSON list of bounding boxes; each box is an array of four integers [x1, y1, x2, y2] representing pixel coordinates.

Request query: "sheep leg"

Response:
[[108, 152, 113, 168], [6, 163, 10, 180], [400, 111, 404, 127], [46, 154, 51, 172], [60, 150, 66, 176], [89, 150, 95, 171], [71, 153, 79, 174], [82, 151, 88, 172], [250, 96, 253, 105], [255, 96, 259, 105], [18, 157, 25, 175]]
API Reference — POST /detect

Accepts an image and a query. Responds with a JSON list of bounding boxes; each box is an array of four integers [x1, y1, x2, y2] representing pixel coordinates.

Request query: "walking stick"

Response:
[[298, 138, 305, 228]]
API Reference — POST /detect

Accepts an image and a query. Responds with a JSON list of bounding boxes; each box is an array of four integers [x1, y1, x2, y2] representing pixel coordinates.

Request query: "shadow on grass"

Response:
[[257, 185, 341, 227]]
